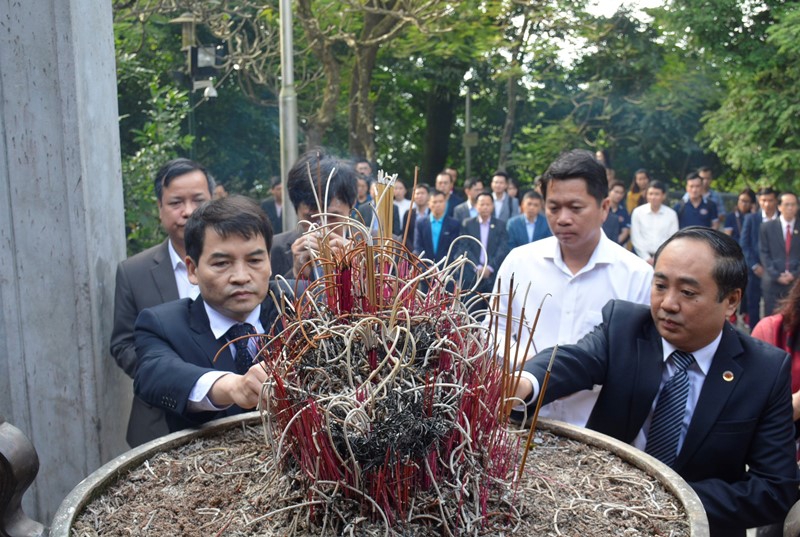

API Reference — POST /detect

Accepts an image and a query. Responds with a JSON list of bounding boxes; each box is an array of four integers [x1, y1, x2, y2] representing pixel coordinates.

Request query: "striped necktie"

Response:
[[645, 350, 696, 466]]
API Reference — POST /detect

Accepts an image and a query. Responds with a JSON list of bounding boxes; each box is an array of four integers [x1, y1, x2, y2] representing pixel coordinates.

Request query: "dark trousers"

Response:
[[745, 268, 761, 329]]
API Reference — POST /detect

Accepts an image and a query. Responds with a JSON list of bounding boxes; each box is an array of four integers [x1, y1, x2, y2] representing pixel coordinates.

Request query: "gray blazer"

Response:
[[110, 240, 175, 447]]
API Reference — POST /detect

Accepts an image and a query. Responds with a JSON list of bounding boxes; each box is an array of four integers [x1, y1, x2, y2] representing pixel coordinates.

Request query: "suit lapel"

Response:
[[630, 325, 665, 440], [151, 240, 180, 302], [188, 297, 232, 372], [674, 325, 744, 469]]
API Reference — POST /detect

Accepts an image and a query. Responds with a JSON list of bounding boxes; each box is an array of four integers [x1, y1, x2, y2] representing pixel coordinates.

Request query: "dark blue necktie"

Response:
[[226, 323, 256, 374], [646, 350, 696, 466]]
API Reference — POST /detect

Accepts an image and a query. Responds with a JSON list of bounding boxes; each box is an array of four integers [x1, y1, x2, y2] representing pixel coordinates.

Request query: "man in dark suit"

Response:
[[134, 195, 289, 433], [740, 187, 779, 328], [413, 189, 460, 264], [270, 150, 358, 279], [514, 227, 799, 536], [459, 191, 509, 293], [435, 171, 464, 219], [260, 176, 284, 234], [506, 190, 551, 250], [490, 171, 520, 222], [760, 192, 800, 316], [452, 178, 483, 223], [111, 158, 214, 447]]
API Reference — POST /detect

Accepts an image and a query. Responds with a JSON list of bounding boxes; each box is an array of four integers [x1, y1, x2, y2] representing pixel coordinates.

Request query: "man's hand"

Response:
[[291, 231, 350, 278], [792, 390, 800, 422], [514, 376, 533, 403], [208, 364, 268, 409], [753, 264, 765, 277], [778, 271, 795, 285]]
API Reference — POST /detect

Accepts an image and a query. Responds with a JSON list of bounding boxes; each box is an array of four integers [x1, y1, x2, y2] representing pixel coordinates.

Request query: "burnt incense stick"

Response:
[[518, 344, 558, 476]]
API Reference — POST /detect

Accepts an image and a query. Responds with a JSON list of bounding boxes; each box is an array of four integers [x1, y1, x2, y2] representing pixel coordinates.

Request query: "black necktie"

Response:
[[646, 350, 696, 466], [226, 323, 256, 374]]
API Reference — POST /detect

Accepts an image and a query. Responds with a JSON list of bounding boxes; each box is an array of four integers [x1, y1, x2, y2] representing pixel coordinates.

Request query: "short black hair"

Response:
[[654, 226, 747, 302], [648, 180, 667, 194], [464, 177, 483, 189], [739, 188, 756, 204], [287, 149, 358, 212], [780, 192, 798, 205], [698, 165, 713, 174], [185, 195, 273, 264], [475, 190, 494, 204], [541, 149, 608, 204], [154, 158, 214, 202], [415, 183, 431, 193], [522, 190, 543, 202], [430, 189, 446, 199], [491, 171, 509, 182], [757, 186, 778, 198], [609, 181, 626, 191], [685, 171, 701, 183]]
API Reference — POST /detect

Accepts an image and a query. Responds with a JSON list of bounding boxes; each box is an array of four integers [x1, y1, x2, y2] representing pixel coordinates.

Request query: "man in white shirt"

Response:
[[759, 192, 800, 315], [631, 180, 679, 265], [111, 158, 214, 447], [491, 149, 653, 427], [134, 195, 290, 434], [490, 171, 520, 221]]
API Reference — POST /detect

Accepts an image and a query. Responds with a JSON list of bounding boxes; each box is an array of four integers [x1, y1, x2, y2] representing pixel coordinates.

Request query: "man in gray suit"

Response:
[[759, 192, 800, 316], [110, 158, 214, 447], [452, 178, 483, 224], [490, 171, 519, 222]]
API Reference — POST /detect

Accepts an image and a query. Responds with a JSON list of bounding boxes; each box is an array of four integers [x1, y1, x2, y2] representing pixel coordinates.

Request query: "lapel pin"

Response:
[[722, 371, 734, 382]]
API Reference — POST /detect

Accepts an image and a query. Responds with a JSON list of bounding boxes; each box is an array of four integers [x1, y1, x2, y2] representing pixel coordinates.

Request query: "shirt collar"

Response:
[[429, 213, 444, 224], [205, 302, 263, 340], [478, 216, 491, 226], [661, 331, 722, 376], [780, 215, 796, 229], [167, 239, 186, 270], [547, 230, 614, 276]]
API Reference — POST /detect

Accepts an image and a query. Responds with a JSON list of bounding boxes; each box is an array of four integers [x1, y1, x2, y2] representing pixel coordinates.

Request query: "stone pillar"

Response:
[[0, 0, 129, 524]]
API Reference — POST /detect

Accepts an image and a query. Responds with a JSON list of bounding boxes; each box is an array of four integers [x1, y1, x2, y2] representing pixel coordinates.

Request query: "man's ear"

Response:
[[186, 256, 199, 285], [723, 289, 742, 316]]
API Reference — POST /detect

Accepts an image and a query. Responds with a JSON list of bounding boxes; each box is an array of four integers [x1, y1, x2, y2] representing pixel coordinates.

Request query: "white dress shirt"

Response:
[[168, 240, 201, 300], [630, 203, 679, 259], [492, 232, 653, 426], [187, 304, 264, 412]]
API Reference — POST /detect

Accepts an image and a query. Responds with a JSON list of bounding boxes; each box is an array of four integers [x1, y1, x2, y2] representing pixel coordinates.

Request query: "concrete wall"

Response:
[[0, 0, 130, 523]]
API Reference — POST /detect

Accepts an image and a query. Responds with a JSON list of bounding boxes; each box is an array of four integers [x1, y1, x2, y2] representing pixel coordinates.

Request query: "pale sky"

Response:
[[586, 0, 663, 18]]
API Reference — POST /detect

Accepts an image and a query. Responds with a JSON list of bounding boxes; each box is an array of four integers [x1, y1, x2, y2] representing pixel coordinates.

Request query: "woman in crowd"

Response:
[[626, 169, 650, 214], [751, 278, 800, 459]]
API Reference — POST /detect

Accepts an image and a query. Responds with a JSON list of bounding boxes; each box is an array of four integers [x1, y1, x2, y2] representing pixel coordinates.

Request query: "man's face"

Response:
[[187, 228, 271, 322], [356, 178, 369, 200], [271, 183, 283, 203], [429, 193, 446, 219], [651, 238, 738, 352], [466, 182, 483, 203], [522, 197, 541, 220], [545, 178, 608, 258], [609, 185, 625, 205], [699, 170, 713, 189], [295, 197, 352, 235], [780, 194, 799, 222], [435, 174, 452, 195], [646, 187, 665, 210], [356, 162, 372, 177], [158, 170, 212, 248], [686, 178, 703, 202], [491, 175, 507, 195], [759, 193, 778, 216], [414, 187, 430, 208], [736, 194, 752, 214], [475, 194, 494, 220]]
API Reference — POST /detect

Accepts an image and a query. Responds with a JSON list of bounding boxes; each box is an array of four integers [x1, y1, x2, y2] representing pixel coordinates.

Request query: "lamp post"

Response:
[[279, 0, 298, 231]]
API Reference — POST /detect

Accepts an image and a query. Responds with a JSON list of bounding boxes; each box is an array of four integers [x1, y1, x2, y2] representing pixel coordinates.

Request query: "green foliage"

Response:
[[700, 5, 800, 191], [121, 78, 193, 255]]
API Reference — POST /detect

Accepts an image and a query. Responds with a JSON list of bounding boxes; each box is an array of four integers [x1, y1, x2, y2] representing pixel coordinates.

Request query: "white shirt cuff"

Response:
[[187, 371, 233, 412]]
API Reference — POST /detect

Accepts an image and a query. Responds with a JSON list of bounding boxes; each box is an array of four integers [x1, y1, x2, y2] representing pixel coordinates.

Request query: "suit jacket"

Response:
[[413, 215, 461, 264], [452, 200, 474, 223], [270, 229, 300, 279], [260, 197, 284, 235], [458, 216, 509, 290], [506, 213, 551, 250], [110, 240, 174, 446], [493, 194, 519, 222], [445, 192, 465, 218], [133, 285, 288, 433], [740, 212, 766, 270], [522, 300, 799, 536], [759, 218, 800, 279]]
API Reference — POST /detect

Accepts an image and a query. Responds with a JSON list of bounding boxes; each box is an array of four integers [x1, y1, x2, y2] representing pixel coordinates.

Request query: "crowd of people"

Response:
[[110, 149, 800, 536]]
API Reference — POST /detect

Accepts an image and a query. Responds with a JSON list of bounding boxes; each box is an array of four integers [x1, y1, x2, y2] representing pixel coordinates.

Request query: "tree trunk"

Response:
[[348, 42, 379, 161], [422, 81, 459, 183]]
